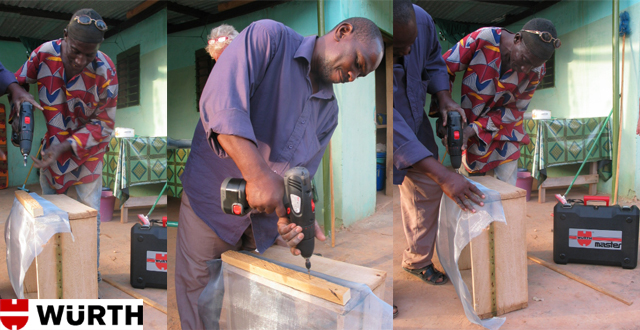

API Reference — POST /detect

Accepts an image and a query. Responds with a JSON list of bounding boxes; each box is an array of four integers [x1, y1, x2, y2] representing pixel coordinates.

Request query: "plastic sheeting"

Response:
[[436, 180, 507, 330], [4, 194, 72, 298], [199, 253, 392, 330]]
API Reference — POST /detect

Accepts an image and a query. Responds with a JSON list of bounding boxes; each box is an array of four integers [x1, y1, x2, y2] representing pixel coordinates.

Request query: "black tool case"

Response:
[[553, 196, 640, 269], [131, 221, 168, 288]]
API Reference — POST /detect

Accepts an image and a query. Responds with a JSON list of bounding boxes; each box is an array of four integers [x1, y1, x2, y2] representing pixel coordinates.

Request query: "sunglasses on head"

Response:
[[73, 15, 108, 31], [208, 36, 228, 45], [522, 29, 561, 48]]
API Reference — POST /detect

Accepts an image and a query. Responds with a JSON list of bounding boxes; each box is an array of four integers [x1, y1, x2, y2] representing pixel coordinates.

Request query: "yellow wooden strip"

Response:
[[221, 250, 351, 305], [15, 190, 43, 217], [103, 278, 167, 314], [528, 255, 632, 306]]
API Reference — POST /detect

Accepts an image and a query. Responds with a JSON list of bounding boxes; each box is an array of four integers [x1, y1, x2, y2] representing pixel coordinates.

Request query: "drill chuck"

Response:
[[447, 111, 463, 170]]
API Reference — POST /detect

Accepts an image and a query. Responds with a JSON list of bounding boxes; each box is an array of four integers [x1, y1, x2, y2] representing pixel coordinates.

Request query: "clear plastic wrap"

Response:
[[4, 193, 72, 298], [436, 180, 507, 330], [198, 254, 392, 330]]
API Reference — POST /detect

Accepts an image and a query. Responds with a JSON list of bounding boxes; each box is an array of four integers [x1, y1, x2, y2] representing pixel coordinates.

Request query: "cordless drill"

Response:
[[10, 102, 35, 166], [447, 111, 463, 170], [221, 167, 316, 278]]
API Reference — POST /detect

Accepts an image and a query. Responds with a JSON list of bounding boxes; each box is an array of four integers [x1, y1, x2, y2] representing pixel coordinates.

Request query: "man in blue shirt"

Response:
[[177, 18, 384, 329], [393, 0, 484, 291]]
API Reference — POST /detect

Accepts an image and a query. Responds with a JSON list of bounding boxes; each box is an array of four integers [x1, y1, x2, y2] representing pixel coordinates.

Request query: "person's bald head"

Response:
[[313, 17, 384, 85], [393, 0, 417, 58]]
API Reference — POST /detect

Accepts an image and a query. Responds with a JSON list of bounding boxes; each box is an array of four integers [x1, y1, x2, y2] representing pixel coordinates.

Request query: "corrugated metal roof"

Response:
[[0, 0, 146, 40], [415, 0, 544, 25]]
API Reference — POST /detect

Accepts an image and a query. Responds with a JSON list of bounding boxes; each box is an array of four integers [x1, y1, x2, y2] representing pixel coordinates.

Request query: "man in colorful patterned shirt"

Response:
[[11, 8, 117, 281], [437, 18, 559, 185]]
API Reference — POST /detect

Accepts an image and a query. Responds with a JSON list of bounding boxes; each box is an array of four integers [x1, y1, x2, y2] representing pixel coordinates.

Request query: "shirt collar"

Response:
[[294, 35, 335, 100]]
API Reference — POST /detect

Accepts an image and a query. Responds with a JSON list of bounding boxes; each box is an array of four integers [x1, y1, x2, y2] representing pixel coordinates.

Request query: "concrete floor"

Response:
[[0, 183, 167, 330], [393, 184, 640, 330], [167, 191, 393, 329]]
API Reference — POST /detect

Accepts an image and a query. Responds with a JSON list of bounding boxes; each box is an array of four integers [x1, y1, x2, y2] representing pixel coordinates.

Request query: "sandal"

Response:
[[403, 264, 448, 285], [393, 305, 398, 318]]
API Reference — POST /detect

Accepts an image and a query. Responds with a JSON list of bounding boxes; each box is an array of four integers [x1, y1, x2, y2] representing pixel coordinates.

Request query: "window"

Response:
[[195, 48, 215, 111], [116, 45, 140, 108], [539, 53, 555, 90]]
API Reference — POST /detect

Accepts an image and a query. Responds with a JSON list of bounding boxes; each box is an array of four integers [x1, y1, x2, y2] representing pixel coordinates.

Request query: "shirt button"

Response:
[[288, 145, 293, 149], [302, 120, 306, 124]]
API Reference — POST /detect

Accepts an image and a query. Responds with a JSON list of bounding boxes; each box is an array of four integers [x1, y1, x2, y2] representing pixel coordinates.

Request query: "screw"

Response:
[[560, 254, 566, 259], [137, 235, 144, 242], [626, 217, 632, 223], [137, 277, 143, 283], [624, 258, 631, 264], [560, 214, 566, 220]]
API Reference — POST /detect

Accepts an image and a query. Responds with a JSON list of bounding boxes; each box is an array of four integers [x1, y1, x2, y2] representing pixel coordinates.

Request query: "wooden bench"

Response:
[[121, 195, 167, 223], [538, 162, 598, 203], [17, 191, 98, 299]]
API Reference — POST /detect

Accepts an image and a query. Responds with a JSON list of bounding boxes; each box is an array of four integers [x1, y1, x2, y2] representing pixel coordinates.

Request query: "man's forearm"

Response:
[[411, 156, 451, 186], [217, 134, 270, 180]]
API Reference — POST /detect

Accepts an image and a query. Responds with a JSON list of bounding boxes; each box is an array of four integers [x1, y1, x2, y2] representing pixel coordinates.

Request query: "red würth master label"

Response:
[[569, 228, 622, 250]]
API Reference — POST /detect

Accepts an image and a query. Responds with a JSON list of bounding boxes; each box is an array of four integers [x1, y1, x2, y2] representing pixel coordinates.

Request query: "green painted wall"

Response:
[[100, 9, 167, 138], [167, 0, 391, 227], [0, 41, 47, 187]]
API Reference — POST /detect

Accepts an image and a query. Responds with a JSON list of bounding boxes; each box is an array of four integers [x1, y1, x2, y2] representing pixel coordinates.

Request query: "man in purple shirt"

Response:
[[393, 0, 484, 293], [177, 18, 384, 329], [0, 61, 42, 160]]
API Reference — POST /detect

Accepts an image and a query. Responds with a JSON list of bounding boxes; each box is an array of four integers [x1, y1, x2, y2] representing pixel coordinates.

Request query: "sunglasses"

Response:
[[208, 36, 228, 45], [522, 29, 561, 48], [73, 15, 108, 31]]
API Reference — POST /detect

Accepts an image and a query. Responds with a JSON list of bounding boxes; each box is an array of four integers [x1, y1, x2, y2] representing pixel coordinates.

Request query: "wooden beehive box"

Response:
[[18, 191, 98, 299], [220, 246, 387, 329], [465, 176, 528, 318]]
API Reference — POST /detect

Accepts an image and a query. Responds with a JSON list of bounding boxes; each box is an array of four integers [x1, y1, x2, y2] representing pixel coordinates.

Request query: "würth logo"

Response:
[[577, 230, 592, 246], [0, 299, 28, 330], [0, 300, 143, 329], [146, 251, 167, 272], [569, 228, 623, 250]]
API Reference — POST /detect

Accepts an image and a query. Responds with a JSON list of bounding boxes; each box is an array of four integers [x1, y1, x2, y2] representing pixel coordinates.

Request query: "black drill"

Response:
[[447, 111, 463, 170], [10, 102, 35, 166], [221, 167, 316, 278]]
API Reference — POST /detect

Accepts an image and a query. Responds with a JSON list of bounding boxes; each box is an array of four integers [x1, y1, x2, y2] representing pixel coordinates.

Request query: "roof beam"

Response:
[[167, 2, 208, 20], [498, 0, 561, 26], [105, 1, 167, 39], [0, 4, 123, 26], [168, 0, 292, 34], [470, 0, 538, 9]]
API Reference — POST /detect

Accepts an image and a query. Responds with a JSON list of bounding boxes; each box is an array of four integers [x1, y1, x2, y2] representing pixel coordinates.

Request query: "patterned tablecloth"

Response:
[[102, 136, 167, 199], [167, 148, 189, 198], [518, 117, 613, 183]]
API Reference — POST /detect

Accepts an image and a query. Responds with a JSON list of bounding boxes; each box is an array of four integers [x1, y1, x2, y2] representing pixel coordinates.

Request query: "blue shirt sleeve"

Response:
[[421, 8, 449, 94], [393, 107, 433, 170], [198, 21, 280, 157], [0, 61, 17, 96]]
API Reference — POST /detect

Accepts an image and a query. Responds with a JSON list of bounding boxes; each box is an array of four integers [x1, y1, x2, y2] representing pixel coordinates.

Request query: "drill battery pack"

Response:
[[130, 220, 167, 289], [553, 196, 640, 269]]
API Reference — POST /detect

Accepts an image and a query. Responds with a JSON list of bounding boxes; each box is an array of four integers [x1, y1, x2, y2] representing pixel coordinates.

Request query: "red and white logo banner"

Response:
[[0, 299, 143, 329], [146, 251, 168, 272], [569, 228, 622, 250]]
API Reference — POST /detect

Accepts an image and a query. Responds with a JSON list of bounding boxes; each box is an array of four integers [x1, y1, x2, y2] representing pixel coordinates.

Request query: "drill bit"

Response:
[[23, 155, 27, 167], [305, 258, 311, 279]]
